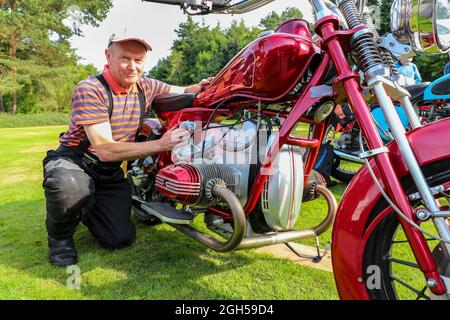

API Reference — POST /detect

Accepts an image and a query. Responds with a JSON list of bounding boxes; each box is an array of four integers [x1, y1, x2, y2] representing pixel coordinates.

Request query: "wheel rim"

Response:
[[363, 160, 450, 300], [377, 212, 442, 300]]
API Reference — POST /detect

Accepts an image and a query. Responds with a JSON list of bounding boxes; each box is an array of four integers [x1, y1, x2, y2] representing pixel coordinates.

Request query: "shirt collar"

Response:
[[102, 65, 140, 95]]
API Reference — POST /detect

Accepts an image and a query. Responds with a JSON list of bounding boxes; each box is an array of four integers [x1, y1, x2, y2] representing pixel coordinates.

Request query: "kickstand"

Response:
[[285, 237, 330, 263]]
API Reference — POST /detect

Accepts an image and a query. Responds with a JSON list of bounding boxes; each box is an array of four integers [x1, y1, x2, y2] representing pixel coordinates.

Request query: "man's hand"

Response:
[[156, 126, 191, 152], [83, 121, 190, 162], [184, 77, 214, 94]]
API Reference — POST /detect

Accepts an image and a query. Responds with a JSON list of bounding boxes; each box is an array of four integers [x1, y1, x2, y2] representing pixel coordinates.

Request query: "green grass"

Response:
[[0, 112, 70, 128], [0, 125, 342, 300]]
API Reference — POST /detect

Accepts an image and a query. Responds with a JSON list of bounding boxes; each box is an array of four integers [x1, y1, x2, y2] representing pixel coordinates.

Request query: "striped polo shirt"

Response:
[[60, 67, 170, 153]]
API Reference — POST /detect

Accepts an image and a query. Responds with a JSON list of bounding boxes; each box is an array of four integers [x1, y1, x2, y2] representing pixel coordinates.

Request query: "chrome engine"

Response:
[[154, 120, 304, 231]]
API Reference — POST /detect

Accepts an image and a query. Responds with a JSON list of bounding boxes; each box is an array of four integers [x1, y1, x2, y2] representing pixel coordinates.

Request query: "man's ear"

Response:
[[105, 48, 111, 64]]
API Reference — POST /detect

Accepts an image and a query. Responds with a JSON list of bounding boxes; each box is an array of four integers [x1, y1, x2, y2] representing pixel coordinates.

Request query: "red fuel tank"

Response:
[[195, 19, 321, 107]]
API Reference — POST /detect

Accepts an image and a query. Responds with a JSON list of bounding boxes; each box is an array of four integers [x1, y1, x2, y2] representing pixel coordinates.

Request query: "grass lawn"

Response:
[[0, 125, 344, 300], [0, 113, 70, 128]]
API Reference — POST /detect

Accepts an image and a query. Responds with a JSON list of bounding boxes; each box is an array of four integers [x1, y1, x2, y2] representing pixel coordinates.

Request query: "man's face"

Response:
[[105, 41, 147, 88]]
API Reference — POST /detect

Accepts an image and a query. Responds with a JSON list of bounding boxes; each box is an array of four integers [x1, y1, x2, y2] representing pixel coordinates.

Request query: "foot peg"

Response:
[[141, 202, 194, 225]]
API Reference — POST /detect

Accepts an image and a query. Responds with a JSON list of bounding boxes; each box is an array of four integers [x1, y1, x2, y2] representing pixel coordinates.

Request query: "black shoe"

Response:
[[48, 237, 78, 267]]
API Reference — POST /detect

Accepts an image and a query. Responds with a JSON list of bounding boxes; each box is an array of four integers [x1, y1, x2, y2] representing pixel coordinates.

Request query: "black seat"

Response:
[[405, 82, 430, 103], [431, 76, 450, 96], [151, 93, 196, 113]]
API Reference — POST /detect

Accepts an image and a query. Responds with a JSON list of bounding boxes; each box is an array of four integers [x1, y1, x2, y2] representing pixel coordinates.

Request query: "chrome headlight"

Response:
[[391, 0, 450, 54]]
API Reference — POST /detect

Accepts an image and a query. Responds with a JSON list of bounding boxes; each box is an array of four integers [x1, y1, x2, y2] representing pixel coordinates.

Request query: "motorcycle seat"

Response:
[[151, 93, 196, 113], [430, 76, 450, 96], [405, 82, 431, 103]]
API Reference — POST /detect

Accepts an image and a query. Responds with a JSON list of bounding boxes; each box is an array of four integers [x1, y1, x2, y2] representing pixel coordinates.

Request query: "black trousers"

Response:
[[42, 146, 136, 249]]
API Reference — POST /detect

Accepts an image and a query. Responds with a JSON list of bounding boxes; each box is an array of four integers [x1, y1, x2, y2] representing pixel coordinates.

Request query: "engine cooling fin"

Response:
[[156, 163, 240, 207]]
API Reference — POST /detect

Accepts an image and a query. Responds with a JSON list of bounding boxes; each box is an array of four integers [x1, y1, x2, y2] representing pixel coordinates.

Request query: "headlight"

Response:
[[391, 0, 450, 54], [435, 0, 450, 51]]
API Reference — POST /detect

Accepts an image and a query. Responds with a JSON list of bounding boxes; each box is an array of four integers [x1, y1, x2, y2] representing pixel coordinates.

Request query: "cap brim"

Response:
[[109, 38, 152, 51]]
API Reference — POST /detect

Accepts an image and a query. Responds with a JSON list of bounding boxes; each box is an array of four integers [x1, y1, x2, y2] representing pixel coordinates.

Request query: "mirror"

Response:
[[391, 0, 450, 54], [435, 0, 450, 51]]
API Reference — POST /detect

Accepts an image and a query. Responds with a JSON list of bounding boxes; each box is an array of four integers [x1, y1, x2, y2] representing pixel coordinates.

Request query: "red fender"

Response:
[[332, 117, 450, 299]]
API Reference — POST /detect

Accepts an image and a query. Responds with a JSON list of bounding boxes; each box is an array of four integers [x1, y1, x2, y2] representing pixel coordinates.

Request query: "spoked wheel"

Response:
[[363, 159, 450, 300], [324, 124, 364, 184]]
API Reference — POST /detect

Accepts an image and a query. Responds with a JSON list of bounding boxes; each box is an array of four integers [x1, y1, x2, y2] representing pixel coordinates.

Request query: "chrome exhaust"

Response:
[[169, 183, 247, 252], [235, 185, 337, 250], [169, 184, 337, 252]]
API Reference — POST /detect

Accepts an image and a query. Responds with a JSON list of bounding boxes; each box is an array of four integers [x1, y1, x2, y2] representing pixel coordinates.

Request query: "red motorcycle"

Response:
[[130, 0, 450, 300]]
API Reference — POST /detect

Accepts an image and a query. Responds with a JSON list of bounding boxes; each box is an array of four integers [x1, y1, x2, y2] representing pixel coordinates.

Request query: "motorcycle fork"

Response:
[[315, 16, 447, 295]]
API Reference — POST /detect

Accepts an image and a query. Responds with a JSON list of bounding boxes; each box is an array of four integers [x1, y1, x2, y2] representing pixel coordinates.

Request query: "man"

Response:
[[395, 57, 422, 86], [43, 30, 212, 267]]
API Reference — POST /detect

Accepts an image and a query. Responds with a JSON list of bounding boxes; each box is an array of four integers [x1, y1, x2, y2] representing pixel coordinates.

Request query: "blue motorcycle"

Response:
[[410, 73, 450, 124], [326, 73, 450, 184]]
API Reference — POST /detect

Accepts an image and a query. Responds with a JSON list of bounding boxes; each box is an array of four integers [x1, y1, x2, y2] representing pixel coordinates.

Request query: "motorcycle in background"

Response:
[[327, 72, 450, 184], [131, 0, 450, 300], [413, 73, 450, 124]]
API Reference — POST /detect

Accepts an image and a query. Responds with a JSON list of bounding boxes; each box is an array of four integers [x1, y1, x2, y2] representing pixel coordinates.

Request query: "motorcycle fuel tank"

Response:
[[195, 19, 321, 107]]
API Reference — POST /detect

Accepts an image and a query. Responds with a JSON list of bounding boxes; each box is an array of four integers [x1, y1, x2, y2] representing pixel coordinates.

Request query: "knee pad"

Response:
[[44, 168, 95, 223]]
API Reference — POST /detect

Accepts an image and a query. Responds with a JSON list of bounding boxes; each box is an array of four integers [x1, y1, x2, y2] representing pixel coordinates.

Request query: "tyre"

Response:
[[331, 154, 363, 184], [324, 124, 364, 184], [363, 158, 450, 300]]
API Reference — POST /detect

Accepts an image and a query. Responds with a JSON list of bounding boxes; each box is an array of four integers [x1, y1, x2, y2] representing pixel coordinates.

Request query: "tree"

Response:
[[0, 0, 112, 113], [148, 7, 305, 85], [259, 7, 303, 30]]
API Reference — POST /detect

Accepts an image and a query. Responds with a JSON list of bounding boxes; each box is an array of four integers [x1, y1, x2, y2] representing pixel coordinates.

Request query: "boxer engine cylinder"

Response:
[[155, 120, 305, 231]]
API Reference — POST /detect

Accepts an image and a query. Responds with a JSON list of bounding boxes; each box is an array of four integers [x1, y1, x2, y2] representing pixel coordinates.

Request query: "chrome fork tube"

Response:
[[310, 0, 333, 20], [400, 95, 422, 129], [372, 82, 450, 250]]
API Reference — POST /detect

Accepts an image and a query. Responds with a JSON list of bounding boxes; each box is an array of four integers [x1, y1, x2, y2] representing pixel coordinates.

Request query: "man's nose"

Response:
[[128, 60, 138, 71]]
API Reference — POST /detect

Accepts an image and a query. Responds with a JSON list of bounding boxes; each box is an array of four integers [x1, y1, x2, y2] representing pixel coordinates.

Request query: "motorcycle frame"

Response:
[[204, 13, 448, 296], [149, 0, 450, 298]]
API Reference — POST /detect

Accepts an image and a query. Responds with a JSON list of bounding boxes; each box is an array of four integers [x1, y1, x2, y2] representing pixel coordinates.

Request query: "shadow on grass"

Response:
[[0, 199, 277, 299], [0, 182, 345, 300]]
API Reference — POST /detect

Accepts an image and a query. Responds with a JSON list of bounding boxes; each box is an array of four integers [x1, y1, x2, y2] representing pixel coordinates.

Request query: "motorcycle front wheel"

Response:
[[363, 158, 450, 300]]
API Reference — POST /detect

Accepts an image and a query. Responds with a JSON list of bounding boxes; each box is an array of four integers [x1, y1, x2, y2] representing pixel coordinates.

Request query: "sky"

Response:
[[69, 0, 314, 72]]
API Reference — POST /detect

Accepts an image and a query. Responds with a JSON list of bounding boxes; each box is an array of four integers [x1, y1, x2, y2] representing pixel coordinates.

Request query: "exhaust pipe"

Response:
[[235, 185, 337, 250], [169, 183, 247, 252], [170, 182, 337, 252]]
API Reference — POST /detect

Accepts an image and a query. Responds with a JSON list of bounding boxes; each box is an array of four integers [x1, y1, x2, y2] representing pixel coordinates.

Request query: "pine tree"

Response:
[[148, 7, 306, 85], [0, 0, 112, 113]]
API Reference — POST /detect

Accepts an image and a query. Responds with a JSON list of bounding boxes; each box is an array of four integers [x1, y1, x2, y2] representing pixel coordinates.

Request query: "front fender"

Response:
[[332, 117, 450, 299]]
